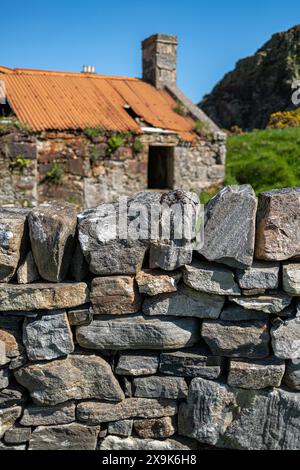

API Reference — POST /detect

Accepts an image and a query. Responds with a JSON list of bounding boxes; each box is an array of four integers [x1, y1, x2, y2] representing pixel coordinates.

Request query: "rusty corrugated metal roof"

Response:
[[0, 67, 196, 140]]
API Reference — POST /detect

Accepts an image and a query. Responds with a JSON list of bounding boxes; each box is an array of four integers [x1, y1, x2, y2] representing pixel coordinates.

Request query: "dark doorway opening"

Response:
[[147, 146, 174, 190]]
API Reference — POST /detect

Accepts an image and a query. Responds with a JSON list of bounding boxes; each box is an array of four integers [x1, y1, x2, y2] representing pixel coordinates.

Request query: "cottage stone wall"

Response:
[[0, 127, 225, 209], [0, 186, 300, 450]]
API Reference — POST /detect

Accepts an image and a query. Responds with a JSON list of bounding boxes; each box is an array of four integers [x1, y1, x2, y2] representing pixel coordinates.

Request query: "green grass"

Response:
[[225, 127, 300, 194]]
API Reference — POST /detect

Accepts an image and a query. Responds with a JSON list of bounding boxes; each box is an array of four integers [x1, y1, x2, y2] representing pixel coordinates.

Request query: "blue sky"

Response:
[[2, 0, 300, 102]]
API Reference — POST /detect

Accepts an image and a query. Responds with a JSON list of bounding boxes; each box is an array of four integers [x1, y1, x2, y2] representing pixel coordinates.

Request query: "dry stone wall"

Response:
[[0, 186, 300, 450]]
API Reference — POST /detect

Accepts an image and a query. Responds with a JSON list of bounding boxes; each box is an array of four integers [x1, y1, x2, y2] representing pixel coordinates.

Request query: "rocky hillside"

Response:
[[199, 24, 300, 130]]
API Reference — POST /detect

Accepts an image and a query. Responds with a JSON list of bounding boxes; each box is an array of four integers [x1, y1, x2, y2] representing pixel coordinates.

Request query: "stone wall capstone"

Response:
[[0, 186, 300, 450]]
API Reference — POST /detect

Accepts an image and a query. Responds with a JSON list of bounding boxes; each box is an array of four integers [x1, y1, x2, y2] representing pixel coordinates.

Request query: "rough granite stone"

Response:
[[22, 310, 74, 361], [271, 317, 300, 359], [78, 192, 160, 275], [255, 188, 300, 261], [236, 261, 280, 290], [100, 436, 197, 450], [283, 263, 300, 295], [29, 423, 100, 450], [115, 352, 159, 376], [199, 185, 257, 269], [0, 208, 29, 282], [179, 378, 300, 450], [108, 420, 133, 437], [17, 251, 39, 284], [229, 292, 292, 314], [14, 354, 124, 406], [76, 314, 200, 351], [20, 402, 76, 426], [0, 368, 10, 389], [134, 416, 176, 439], [159, 347, 223, 379], [149, 191, 202, 271], [142, 285, 224, 319], [0, 406, 22, 439], [0, 328, 23, 363], [228, 358, 285, 389], [202, 316, 270, 358], [68, 306, 92, 326], [219, 305, 269, 322], [77, 398, 177, 424], [0, 282, 89, 311], [28, 201, 77, 282], [0, 386, 26, 409], [284, 359, 300, 391], [136, 269, 182, 296], [90, 276, 141, 315], [133, 376, 188, 399], [183, 261, 240, 295], [4, 427, 31, 444]]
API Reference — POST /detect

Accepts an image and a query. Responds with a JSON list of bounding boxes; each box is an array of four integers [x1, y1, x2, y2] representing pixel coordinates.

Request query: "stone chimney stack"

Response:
[[142, 34, 178, 89]]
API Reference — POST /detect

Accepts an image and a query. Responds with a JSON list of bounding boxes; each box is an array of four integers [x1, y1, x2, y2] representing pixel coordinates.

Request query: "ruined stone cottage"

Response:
[[0, 34, 226, 208]]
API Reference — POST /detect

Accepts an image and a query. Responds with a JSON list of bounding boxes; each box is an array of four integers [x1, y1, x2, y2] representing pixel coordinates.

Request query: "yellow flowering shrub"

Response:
[[268, 108, 300, 128]]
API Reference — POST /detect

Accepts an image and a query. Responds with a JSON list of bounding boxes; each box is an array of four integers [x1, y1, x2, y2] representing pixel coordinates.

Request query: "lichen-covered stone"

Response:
[[76, 315, 200, 351], [228, 358, 285, 389], [108, 420, 133, 437], [236, 261, 280, 290], [100, 436, 197, 450], [90, 276, 141, 315], [142, 285, 224, 319], [115, 352, 159, 376], [284, 359, 300, 391], [28, 201, 77, 282], [179, 378, 300, 450], [0, 282, 89, 311], [183, 261, 240, 295], [14, 354, 124, 406], [134, 417, 176, 439], [229, 292, 292, 314], [136, 269, 182, 296], [202, 316, 270, 359], [20, 402, 76, 426], [271, 317, 300, 359], [77, 398, 177, 424], [283, 263, 300, 295], [22, 310, 74, 361], [0, 406, 22, 439], [0, 208, 29, 282], [199, 185, 257, 269], [29, 423, 100, 450], [133, 376, 188, 399], [17, 251, 39, 284], [255, 188, 300, 261], [159, 347, 223, 379]]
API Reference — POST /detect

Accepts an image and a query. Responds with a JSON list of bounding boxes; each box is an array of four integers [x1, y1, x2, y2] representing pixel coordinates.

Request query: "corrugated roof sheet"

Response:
[[0, 67, 196, 140]]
